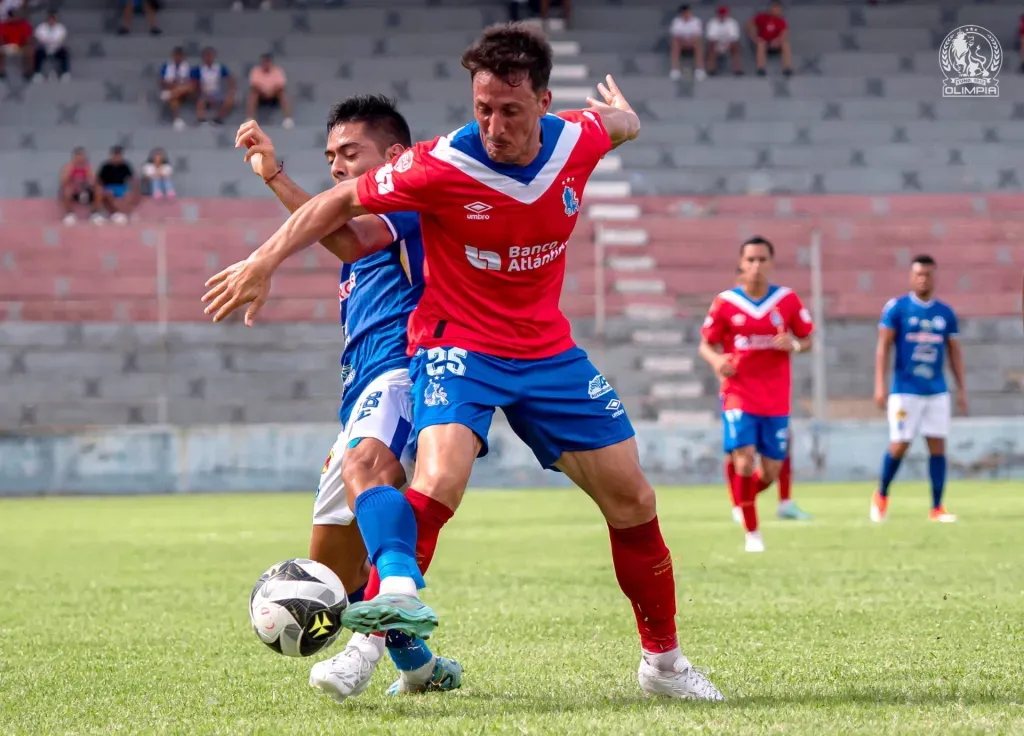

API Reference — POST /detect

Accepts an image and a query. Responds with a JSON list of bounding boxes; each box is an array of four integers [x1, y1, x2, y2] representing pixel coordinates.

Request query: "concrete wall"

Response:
[[3, 418, 1024, 496]]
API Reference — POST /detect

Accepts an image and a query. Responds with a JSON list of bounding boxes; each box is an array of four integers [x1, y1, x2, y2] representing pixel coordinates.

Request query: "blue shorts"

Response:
[[104, 184, 128, 198], [410, 345, 635, 470], [722, 409, 789, 461]]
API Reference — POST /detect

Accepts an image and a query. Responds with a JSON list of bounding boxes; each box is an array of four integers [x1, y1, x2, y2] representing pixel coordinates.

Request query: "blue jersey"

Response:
[[879, 293, 959, 396], [337, 212, 425, 425]]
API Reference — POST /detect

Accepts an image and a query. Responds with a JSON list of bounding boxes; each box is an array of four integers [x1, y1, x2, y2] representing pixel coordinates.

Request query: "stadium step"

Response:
[[594, 225, 647, 246], [550, 40, 580, 57], [623, 302, 677, 322], [588, 203, 642, 220], [631, 329, 685, 346], [585, 180, 631, 198], [595, 154, 622, 173], [606, 254, 654, 271], [656, 409, 716, 427], [551, 64, 588, 81], [640, 355, 696, 374], [550, 86, 591, 103], [613, 278, 664, 294], [650, 382, 703, 400]]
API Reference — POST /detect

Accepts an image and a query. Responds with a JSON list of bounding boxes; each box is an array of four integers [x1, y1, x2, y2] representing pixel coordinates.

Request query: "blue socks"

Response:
[[878, 452, 903, 498], [348, 584, 366, 604], [354, 485, 424, 589], [929, 454, 947, 510], [386, 631, 434, 671]]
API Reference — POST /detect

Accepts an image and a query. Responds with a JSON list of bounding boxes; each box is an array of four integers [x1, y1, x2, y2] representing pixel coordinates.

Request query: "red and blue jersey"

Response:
[[355, 110, 613, 359], [701, 284, 813, 417], [337, 212, 425, 425]]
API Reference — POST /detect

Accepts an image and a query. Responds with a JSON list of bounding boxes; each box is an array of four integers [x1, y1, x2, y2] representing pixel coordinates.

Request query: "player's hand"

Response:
[[873, 387, 887, 411], [956, 392, 969, 416], [772, 334, 794, 352], [235, 120, 279, 181], [585, 74, 640, 143], [714, 354, 736, 379], [201, 256, 272, 326]]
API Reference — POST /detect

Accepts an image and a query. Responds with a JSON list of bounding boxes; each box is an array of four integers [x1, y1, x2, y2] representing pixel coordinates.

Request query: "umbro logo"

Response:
[[464, 201, 492, 220]]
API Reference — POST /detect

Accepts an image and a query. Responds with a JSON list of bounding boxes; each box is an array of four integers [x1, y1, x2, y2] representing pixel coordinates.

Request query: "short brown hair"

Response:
[[461, 22, 553, 93]]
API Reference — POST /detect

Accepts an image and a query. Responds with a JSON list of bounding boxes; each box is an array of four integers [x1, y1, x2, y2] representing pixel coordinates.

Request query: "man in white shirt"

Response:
[[669, 4, 705, 81], [706, 5, 742, 76], [160, 46, 195, 131], [33, 10, 69, 82]]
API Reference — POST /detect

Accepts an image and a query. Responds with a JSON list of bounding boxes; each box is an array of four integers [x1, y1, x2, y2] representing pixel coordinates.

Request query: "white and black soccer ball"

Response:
[[249, 558, 348, 657]]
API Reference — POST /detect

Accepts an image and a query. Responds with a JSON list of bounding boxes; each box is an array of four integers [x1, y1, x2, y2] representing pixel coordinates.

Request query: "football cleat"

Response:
[[870, 491, 888, 523], [342, 593, 438, 640], [777, 500, 812, 521], [638, 656, 724, 701], [744, 530, 765, 553], [308, 636, 382, 703], [387, 656, 464, 695], [929, 507, 957, 523]]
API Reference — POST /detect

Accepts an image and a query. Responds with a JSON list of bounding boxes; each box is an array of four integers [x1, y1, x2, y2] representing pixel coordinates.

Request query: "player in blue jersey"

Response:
[[227, 96, 461, 701], [871, 254, 967, 523]]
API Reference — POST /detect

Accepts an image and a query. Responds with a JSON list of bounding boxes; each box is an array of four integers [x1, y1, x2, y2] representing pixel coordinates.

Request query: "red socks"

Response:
[[362, 488, 455, 610], [733, 473, 758, 532], [724, 458, 741, 506], [778, 456, 792, 501], [607, 517, 679, 653], [752, 469, 772, 495]]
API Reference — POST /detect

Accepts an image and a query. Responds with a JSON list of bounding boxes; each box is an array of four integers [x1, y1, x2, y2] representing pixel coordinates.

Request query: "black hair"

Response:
[[461, 22, 553, 93], [911, 254, 936, 267], [326, 94, 412, 149], [110, 145, 124, 154], [740, 235, 775, 258], [679, 4, 691, 11], [171, 46, 183, 55]]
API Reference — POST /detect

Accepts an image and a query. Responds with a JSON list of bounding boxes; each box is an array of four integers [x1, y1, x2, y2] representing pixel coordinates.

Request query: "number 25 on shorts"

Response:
[[426, 347, 468, 377]]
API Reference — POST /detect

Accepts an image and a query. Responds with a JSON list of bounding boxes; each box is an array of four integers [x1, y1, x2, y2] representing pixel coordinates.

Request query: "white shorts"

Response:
[[312, 368, 415, 526], [887, 392, 951, 443]]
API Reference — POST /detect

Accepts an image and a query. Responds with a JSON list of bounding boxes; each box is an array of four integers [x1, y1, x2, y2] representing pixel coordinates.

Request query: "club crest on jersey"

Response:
[[770, 310, 784, 327], [588, 373, 613, 399], [424, 379, 448, 407], [394, 149, 414, 173], [562, 178, 579, 217]]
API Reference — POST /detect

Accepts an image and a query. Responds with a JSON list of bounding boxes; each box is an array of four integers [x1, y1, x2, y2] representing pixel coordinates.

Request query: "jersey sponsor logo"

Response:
[[340, 365, 356, 395], [465, 245, 501, 270], [733, 334, 778, 351], [562, 178, 580, 217], [463, 241, 567, 272], [588, 373, 613, 399], [355, 390, 383, 422], [606, 398, 625, 418], [375, 163, 395, 195], [339, 272, 356, 302], [730, 314, 746, 326], [932, 316, 946, 331], [394, 149, 414, 173], [424, 379, 448, 407], [907, 332, 944, 344], [464, 201, 492, 220]]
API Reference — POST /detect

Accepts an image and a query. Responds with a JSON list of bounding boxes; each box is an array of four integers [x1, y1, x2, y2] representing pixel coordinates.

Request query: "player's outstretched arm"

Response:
[[202, 179, 367, 324], [237, 121, 392, 263], [585, 74, 640, 149], [947, 336, 969, 415]]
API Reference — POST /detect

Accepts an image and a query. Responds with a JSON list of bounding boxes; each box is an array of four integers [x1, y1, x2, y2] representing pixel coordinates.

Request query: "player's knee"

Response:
[[409, 462, 469, 510], [889, 442, 910, 459], [341, 439, 406, 499], [603, 481, 657, 528], [733, 450, 756, 476]]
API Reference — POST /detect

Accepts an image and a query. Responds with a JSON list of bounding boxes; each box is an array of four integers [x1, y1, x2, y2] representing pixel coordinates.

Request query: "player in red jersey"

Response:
[[720, 268, 809, 524], [203, 23, 723, 701], [699, 237, 813, 552]]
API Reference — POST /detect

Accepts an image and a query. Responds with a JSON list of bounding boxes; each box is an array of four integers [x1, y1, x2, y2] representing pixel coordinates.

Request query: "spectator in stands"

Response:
[[160, 46, 194, 132], [748, 0, 792, 77], [119, 0, 161, 36], [33, 10, 69, 83], [142, 148, 176, 200], [246, 53, 294, 129], [94, 146, 138, 225], [231, 0, 272, 9], [0, 0, 22, 18], [669, 4, 705, 81], [193, 46, 234, 126], [0, 7, 34, 81], [706, 5, 742, 76], [538, 0, 571, 28], [59, 147, 97, 226]]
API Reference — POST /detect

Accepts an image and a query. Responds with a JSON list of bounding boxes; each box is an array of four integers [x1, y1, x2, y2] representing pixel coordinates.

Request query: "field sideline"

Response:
[[2, 482, 1023, 735]]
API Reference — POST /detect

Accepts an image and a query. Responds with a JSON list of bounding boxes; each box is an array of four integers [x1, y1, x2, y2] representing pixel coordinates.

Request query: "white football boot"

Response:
[[308, 633, 382, 703], [745, 530, 765, 553], [638, 654, 724, 701]]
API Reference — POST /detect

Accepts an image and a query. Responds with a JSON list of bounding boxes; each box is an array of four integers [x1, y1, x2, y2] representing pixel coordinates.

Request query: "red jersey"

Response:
[[356, 110, 612, 359], [753, 13, 787, 42], [701, 285, 813, 416], [0, 18, 31, 47]]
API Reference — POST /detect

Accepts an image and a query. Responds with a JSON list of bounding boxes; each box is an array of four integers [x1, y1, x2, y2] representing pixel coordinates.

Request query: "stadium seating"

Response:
[[2, 0, 1023, 427]]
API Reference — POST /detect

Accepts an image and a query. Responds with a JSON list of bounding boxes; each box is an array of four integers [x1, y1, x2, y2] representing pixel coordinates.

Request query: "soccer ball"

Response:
[[249, 558, 348, 657]]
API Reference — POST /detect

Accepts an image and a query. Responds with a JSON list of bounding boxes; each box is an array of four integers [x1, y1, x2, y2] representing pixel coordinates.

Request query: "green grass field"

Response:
[[3, 482, 1024, 735]]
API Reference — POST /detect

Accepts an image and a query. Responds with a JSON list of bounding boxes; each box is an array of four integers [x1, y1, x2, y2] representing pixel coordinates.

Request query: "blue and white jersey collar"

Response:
[[429, 113, 582, 205]]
